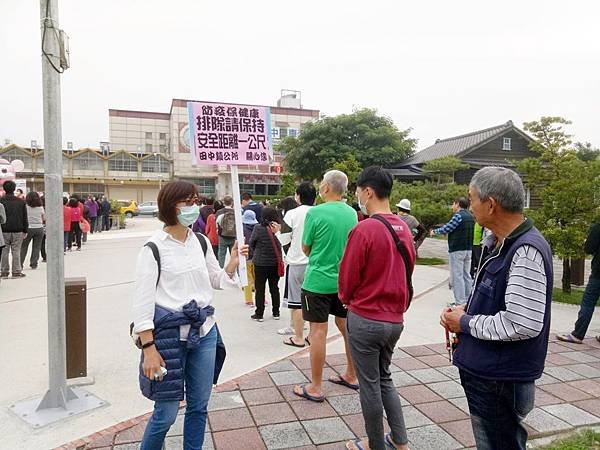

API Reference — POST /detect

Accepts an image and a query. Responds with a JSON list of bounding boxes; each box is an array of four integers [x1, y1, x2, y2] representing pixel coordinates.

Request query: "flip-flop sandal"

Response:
[[293, 384, 325, 402], [385, 432, 398, 449], [329, 374, 359, 390], [346, 438, 365, 450], [283, 337, 305, 348], [556, 333, 583, 344]]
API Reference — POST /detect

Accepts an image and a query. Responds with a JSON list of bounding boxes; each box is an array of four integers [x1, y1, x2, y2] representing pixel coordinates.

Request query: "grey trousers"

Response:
[[347, 311, 408, 450], [21, 227, 45, 268], [217, 236, 235, 268], [1, 232, 24, 275]]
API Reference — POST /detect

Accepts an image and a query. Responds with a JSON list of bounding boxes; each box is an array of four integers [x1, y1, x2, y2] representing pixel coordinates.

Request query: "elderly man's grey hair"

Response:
[[323, 170, 348, 195], [470, 166, 525, 213]]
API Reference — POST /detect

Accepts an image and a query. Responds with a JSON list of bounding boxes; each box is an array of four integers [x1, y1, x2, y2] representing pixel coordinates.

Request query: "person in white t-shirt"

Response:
[[272, 182, 317, 347]]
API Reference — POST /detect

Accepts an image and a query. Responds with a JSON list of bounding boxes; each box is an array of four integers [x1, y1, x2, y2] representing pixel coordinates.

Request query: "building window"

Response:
[[73, 151, 104, 170], [145, 132, 153, 139], [238, 183, 280, 196], [279, 128, 288, 139], [145, 143, 153, 153], [159, 144, 168, 153], [183, 178, 216, 195], [67, 141, 74, 150], [71, 183, 105, 199], [503, 137, 512, 151], [142, 155, 169, 173], [159, 133, 167, 140], [108, 153, 138, 172], [1, 148, 33, 169]]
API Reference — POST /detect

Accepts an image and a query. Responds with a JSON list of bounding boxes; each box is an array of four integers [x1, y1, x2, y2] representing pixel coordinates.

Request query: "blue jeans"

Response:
[[460, 370, 534, 450], [449, 250, 472, 305], [572, 275, 600, 340], [140, 325, 217, 450]]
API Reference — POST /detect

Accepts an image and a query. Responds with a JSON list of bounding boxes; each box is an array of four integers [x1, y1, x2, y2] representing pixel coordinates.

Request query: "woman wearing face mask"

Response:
[[132, 181, 248, 450]]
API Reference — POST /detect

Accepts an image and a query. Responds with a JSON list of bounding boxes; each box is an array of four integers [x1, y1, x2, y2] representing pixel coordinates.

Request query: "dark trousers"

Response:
[[69, 222, 82, 249], [471, 244, 482, 277], [89, 216, 97, 234], [572, 275, 600, 340], [460, 370, 534, 450], [347, 311, 408, 450], [21, 227, 45, 268], [254, 265, 280, 318], [102, 214, 110, 231], [41, 232, 46, 261]]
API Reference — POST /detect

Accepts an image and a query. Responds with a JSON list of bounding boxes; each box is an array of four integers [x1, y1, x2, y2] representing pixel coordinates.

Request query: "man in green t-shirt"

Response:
[[293, 170, 359, 403]]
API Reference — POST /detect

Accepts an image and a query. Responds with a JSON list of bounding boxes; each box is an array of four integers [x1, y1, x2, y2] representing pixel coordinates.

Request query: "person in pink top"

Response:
[[68, 197, 83, 251], [339, 166, 415, 450]]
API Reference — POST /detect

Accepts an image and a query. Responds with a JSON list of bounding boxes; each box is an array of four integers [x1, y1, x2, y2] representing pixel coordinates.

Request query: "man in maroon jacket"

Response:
[[339, 166, 414, 450]]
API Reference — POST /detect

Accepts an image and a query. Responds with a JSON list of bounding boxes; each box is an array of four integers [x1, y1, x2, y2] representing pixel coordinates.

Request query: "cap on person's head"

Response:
[[242, 209, 258, 225], [396, 199, 411, 211]]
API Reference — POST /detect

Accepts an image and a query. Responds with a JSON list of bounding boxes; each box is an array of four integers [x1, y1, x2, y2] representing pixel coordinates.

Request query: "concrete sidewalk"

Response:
[[58, 334, 600, 450]]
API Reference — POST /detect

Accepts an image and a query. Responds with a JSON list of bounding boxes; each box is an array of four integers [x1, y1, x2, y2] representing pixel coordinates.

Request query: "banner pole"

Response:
[[230, 165, 248, 286]]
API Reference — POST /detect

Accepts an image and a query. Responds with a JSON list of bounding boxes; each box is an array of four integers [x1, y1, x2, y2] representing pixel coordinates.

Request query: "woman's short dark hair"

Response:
[[68, 197, 79, 207], [296, 181, 317, 205], [356, 166, 393, 199], [213, 200, 224, 213], [26, 191, 43, 207], [3, 180, 16, 194], [278, 196, 298, 215], [157, 181, 198, 226], [455, 197, 470, 209], [261, 206, 280, 225]]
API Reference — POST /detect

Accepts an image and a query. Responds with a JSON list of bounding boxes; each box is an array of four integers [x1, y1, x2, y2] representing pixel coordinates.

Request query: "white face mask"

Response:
[[357, 191, 369, 215]]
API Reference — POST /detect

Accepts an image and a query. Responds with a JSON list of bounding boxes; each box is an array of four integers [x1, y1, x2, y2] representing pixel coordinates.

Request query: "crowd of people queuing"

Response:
[[130, 164, 563, 450], [0, 178, 114, 281]]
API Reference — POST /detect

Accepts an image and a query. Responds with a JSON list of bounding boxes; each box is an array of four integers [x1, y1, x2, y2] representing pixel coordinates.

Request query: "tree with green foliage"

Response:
[[422, 156, 469, 185], [574, 142, 600, 162], [277, 173, 297, 197], [518, 117, 600, 292], [279, 108, 416, 181], [390, 181, 469, 230]]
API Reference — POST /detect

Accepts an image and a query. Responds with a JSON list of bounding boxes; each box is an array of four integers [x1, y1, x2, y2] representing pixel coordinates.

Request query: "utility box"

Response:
[[570, 258, 585, 286], [65, 277, 87, 379]]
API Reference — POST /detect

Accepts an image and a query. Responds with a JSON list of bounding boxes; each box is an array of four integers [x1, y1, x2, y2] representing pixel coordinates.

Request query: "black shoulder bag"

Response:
[[370, 214, 415, 310]]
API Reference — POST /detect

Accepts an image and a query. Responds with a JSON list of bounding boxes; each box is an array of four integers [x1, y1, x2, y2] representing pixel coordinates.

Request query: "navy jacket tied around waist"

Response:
[[138, 300, 226, 402]]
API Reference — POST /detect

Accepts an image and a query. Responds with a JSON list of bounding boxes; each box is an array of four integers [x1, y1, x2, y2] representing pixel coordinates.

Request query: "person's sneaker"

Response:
[[251, 314, 264, 322], [12, 273, 26, 278], [30, 266, 37, 270], [245, 302, 255, 307], [42, 259, 47, 263], [556, 333, 583, 344], [0, 273, 9, 279], [277, 326, 295, 335], [273, 315, 280, 320]]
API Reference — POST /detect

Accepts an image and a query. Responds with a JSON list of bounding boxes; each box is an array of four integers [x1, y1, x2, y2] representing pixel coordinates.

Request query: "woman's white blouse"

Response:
[[132, 229, 238, 339]]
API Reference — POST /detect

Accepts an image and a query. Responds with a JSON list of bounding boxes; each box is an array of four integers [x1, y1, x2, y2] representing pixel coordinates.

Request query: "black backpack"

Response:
[[129, 232, 208, 346]]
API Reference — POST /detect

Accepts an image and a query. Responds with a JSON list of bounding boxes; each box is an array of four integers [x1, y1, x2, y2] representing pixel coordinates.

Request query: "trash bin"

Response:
[[570, 258, 585, 286], [65, 277, 87, 379]]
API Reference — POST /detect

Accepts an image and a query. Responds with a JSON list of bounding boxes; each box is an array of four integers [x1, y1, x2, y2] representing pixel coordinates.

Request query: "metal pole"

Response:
[[37, 0, 74, 409]]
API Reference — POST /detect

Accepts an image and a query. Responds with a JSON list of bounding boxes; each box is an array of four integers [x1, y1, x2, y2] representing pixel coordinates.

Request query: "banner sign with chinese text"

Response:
[[187, 101, 272, 165]]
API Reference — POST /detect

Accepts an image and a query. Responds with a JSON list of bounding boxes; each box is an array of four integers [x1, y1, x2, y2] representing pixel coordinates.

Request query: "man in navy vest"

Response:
[[441, 166, 553, 450], [431, 197, 475, 305]]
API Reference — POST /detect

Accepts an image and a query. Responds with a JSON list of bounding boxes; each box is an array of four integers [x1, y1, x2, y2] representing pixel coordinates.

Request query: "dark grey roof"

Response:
[[386, 166, 424, 178], [398, 121, 516, 166]]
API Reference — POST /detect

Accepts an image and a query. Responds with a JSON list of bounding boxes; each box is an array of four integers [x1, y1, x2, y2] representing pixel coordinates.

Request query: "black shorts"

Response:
[[301, 289, 347, 323]]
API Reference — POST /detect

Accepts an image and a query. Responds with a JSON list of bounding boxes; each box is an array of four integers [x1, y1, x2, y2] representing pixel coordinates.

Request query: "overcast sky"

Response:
[[1, 0, 598, 152]]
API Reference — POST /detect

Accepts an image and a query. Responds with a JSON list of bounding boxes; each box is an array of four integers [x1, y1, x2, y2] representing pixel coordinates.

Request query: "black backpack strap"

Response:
[[144, 241, 161, 287], [194, 232, 208, 256], [370, 214, 415, 308]]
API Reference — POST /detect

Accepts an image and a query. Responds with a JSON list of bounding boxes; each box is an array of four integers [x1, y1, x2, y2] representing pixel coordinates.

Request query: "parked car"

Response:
[[117, 200, 139, 218], [138, 201, 159, 217]]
